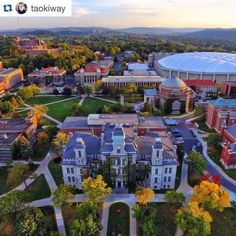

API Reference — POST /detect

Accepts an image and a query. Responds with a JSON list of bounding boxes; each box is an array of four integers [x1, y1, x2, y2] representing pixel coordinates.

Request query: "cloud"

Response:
[[73, 7, 99, 17]]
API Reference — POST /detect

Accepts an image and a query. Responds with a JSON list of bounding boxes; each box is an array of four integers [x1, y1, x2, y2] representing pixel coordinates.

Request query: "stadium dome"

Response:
[[156, 52, 236, 82]]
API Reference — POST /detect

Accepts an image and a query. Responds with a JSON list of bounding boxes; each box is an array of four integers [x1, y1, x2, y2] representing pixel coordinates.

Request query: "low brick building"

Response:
[[221, 124, 236, 169], [206, 99, 236, 132]]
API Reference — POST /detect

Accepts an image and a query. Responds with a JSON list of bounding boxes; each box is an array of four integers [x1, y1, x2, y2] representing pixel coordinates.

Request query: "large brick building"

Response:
[[27, 67, 66, 86], [221, 124, 236, 169], [0, 67, 24, 95], [74, 60, 113, 85], [206, 99, 236, 132]]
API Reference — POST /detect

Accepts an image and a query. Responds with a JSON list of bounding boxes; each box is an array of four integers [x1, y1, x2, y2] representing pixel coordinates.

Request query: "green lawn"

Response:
[[27, 95, 71, 106], [40, 206, 58, 234], [107, 202, 130, 236], [48, 158, 64, 186], [47, 98, 81, 122], [137, 203, 181, 236], [82, 97, 114, 114], [26, 174, 51, 201], [0, 164, 38, 195], [210, 208, 236, 236]]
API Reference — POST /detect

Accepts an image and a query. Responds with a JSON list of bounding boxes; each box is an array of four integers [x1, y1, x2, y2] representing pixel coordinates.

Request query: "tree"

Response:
[[142, 219, 156, 236], [63, 87, 72, 96], [82, 175, 111, 206], [135, 187, 154, 205], [93, 80, 103, 93], [17, 85, 41, 101], [175, 202, 212, 236], [44, 125, 58, 141], [194, 105, 206, 117], [6, 163, 29, 188], [52, 132, 70, 157], [143, 102, 153, 113], [164, 191, 185, 204], [52, 184, 74, 207], [84, 85, 93, 96], [188, 151, 206, 174], [37, 131, 49, 145], [29, 104, 48, 123], [206, 133, 222, 148], [101, 105, 111, 114], [12, 135, 33, 160], [191, 181, 230, 212], [16, 207, 47, 236], [0, 190, 29, 218], [123, 83, 137, 95], [0, 101, 14, 114]]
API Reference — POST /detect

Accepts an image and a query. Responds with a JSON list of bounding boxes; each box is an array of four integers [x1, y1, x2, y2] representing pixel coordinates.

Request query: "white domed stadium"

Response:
[[155, 52, 236, 82]]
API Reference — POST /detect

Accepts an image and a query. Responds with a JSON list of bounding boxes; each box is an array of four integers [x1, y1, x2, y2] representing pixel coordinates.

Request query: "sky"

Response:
[[0, 0, 236, 29]]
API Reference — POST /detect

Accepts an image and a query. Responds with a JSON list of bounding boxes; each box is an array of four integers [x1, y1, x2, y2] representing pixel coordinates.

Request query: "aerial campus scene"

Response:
[[0, 0, 236, 236]]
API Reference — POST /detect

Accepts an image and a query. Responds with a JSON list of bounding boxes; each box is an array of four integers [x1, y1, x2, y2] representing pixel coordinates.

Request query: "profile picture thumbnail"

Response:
[[15, 2, 28, 14]]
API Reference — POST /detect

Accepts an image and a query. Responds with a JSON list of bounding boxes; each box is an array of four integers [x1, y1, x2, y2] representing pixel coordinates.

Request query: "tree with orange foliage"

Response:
[[192, 180, 230, 212], [29, 104, 48, 124], [37, 131, 49, 145], [135, 187, 154, 205]]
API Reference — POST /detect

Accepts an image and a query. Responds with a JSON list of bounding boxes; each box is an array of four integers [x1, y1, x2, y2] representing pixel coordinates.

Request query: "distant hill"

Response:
[[0, 27, 202, 36], [183, 28, 236, 40], [115, 27, 202, 35]]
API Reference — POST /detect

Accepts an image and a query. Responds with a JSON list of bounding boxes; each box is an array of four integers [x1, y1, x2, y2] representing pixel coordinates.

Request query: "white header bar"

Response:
[[0, 0, 72, 17]]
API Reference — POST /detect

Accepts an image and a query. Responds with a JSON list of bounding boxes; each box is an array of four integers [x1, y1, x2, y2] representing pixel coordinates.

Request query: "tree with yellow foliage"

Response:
[[175, 201, 212, 236], [192, 181, 230, 212], [135, 187, 154, 205], [52, 132, 70, 158], [82, 175, 111, 206]]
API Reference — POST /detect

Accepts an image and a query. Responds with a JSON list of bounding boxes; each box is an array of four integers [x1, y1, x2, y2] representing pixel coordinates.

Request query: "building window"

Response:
[[164, 168, 168, 174], [164, 176, 167, 182], [163, 185, 166, 189], [80, 169, 83, 175], [68, 176, 71, 182], [78, 150, 82, 157], [155, 168, 158, 175], [122, 159, 126, 166], [71, 168, 74, 174], [167, 185, 170, 188], [155, 177, 158, 183], [169, 168, 172, 174], [117, 159, 121, 166], [67, 168, 70, 174], [168, 176, 171, 182], [72, 177, 75, 182], [117, 149, 121, 154], [156, 151, 159, 157]]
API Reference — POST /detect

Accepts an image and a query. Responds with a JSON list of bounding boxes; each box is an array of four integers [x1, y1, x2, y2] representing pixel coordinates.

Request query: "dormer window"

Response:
[[117, 149, 121, 154]]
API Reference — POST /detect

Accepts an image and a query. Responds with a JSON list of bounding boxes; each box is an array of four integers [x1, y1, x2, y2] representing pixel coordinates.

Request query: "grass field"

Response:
[[107, 202, 130, 236], [48, 158, 64, 186], [27, 95, 71, 106], [47, 98, 81, 121], [26, 174, 51, 201], [82, 97, 114, 114], [0, 164, 38, 195], [210, 208, 236, 236]]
